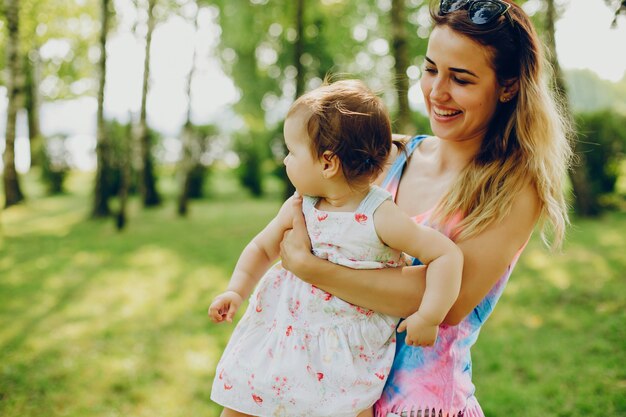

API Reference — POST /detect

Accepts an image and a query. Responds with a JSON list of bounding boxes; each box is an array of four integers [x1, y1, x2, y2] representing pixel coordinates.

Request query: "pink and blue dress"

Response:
[[375, 135, 528, 417]]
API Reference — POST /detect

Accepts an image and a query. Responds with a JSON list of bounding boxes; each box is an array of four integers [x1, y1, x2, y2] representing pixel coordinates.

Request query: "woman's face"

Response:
[[420, 25, 505, 144]]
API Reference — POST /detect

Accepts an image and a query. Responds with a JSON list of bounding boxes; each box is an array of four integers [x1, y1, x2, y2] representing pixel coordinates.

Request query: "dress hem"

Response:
[[376, 396, 485, 417]]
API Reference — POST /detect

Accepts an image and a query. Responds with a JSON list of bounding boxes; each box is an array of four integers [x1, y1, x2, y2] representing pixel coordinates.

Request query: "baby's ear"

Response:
[[321, 150, 341, 178]]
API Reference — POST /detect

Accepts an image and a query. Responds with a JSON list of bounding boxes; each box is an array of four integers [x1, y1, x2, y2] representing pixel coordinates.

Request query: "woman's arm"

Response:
[[280, 195, 427, 318], [280, 184, 540, 323], [444, 183, 541, 324]]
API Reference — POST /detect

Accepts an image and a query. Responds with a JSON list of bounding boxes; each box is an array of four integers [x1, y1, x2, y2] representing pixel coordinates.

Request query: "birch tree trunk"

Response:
[[24, 50, 42, 168], [115, 117, 132, 230], [92, 0, 112, 217], [137, 0, 161, 207], [391, 0, 413, 135], [177, 5, 200, 216], [3, 0, 25, 208], [283, 0, 305, 200]]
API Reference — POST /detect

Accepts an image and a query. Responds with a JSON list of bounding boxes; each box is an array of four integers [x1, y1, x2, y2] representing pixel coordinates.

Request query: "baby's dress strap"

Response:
[[301, 194, 319, 216], [356, 186, 393, 215]]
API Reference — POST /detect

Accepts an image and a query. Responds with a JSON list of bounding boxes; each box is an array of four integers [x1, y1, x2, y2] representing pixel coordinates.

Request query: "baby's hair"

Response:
[[287, 79, 399, 185]]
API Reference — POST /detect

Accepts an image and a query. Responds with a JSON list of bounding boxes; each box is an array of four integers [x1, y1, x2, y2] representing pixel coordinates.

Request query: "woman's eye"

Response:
[[424, 67, 437, 74], [453, 77, 471, 85]]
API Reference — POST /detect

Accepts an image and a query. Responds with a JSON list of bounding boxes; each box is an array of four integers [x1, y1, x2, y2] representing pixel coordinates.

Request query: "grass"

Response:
[[0, 170, 625, 417]]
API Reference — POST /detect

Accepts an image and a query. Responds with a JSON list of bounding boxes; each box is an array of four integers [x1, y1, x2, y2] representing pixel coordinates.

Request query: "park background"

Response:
[[1, 0, 625, 416]]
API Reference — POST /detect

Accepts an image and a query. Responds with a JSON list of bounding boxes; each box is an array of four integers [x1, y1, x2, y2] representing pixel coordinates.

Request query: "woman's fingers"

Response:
[[280, 195, 311, 273]]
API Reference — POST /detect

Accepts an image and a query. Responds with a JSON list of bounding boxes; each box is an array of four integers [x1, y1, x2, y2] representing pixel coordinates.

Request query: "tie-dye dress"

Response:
[[374, 135, 528, 417], [211, 186, 403, 417]]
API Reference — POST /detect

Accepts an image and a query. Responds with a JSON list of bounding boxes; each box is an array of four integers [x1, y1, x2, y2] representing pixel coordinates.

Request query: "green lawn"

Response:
[[0, 171, 624, 417]]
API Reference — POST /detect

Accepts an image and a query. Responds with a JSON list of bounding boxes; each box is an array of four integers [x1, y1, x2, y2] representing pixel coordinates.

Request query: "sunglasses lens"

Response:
[[468, 1, 506, 24], [440, 0, 469, 14]]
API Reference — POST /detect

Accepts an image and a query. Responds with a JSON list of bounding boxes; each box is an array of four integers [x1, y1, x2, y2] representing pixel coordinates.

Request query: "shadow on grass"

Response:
[[0, 184, 281, 417]]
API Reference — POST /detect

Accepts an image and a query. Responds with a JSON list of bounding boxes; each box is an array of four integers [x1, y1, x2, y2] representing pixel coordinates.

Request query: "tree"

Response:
[[17, 0, 100, 169], [280, 0, 305, 200], [391, 0, 413, 135], [23, 50, 42, 167], [136, 0, 161, 207], [92, 0, 113, 217], [115, 119, 132, 230], [177, 2, 201, 216], [3, 0, 25, 208], [544, 0, 598, 216]]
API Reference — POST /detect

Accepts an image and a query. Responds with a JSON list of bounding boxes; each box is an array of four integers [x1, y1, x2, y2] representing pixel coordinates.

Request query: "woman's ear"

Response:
[[499, 78, 520, 103], [320, 150, 341, 179]]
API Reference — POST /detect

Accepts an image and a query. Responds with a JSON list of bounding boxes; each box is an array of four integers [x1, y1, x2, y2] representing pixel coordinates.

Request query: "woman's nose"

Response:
[[430, 78, 450, 102]]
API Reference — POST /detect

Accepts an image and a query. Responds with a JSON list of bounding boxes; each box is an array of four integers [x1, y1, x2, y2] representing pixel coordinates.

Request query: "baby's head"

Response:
[[286, 79, 392, 186]]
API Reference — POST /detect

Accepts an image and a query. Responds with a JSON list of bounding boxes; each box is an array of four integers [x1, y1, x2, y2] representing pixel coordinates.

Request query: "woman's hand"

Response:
[[279, 195, 314, 278]]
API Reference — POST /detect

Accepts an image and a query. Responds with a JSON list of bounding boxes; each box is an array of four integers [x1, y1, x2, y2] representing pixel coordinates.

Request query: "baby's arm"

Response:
[[374, 200, 463, 346], [208, 196, 296, 323]]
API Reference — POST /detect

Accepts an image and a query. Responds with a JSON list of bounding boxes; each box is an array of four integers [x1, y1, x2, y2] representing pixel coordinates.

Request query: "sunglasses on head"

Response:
[[439, 0, 512, 25]]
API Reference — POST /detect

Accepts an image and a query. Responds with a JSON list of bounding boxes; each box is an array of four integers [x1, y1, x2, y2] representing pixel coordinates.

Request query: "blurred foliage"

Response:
[[1, 0, 626, 212], [106, 119, 136, 198], [233, 129, 273, 197], [574, 110, 626, 212], [39, 134, 70, 194], [567, 69, 626, 114], [209, 0, 431, 195], [180, 123, 219, 199], [411, 110, 432, 136], [0, 0, 102, 98]]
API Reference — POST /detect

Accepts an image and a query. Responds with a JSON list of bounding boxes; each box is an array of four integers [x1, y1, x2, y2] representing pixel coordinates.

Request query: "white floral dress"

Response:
[[211, 186, 402, 417]]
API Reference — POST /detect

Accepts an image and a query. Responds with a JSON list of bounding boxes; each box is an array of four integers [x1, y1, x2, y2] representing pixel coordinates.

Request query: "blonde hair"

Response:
[[430, 1, 573, 249]]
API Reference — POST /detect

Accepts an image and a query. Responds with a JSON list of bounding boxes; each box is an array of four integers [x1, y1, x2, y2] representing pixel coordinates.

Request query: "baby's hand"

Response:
[[397, 311, 439, 347], [208, 291, 243, 323]]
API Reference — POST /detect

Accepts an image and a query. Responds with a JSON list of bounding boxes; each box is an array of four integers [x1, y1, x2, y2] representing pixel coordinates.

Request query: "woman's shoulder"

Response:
[[376, 134, 432, 185]]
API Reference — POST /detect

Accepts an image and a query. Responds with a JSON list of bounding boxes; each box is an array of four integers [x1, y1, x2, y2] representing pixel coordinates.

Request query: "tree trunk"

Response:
[[545, 0, 598, 216], [177, 6, 200, 217], [3, 0, 25, 208], [282, 0, 305, 200], [137, 0, 161, 207], [92, 0, 112, 217], [24, 50, 42, 168], [177, 125, 194, 216], [116, 118, 132, 230], [391, 0, 413, 135]]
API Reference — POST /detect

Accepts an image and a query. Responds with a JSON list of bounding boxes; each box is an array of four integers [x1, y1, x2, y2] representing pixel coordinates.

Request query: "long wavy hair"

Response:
[[428, 0, 573, 249]]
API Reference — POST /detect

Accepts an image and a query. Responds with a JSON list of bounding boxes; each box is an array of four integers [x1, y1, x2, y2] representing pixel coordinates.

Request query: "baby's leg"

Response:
[[356, 407, 374, 417], [220, 408, 255, 417]]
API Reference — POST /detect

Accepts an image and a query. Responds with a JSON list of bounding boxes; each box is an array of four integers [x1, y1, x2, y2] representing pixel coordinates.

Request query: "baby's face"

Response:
[[283, 108, 325, 196]]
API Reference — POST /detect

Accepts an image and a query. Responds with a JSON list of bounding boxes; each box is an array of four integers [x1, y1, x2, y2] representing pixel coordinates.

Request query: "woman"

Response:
[[280, 0, 572, 416]]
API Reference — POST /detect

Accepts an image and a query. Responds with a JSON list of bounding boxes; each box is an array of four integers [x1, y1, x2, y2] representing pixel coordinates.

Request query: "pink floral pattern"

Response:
[[211, 187, 402, 417]]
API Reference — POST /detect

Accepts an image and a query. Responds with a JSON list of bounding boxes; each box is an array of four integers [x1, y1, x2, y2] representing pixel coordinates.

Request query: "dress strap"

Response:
[[356, 185, 392, 214], [381, 135, 429, 198], [301, 194, 318, 215]]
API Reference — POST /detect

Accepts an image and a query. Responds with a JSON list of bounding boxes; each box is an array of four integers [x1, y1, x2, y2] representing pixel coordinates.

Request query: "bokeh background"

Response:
[[1, 0, 625, 416]]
